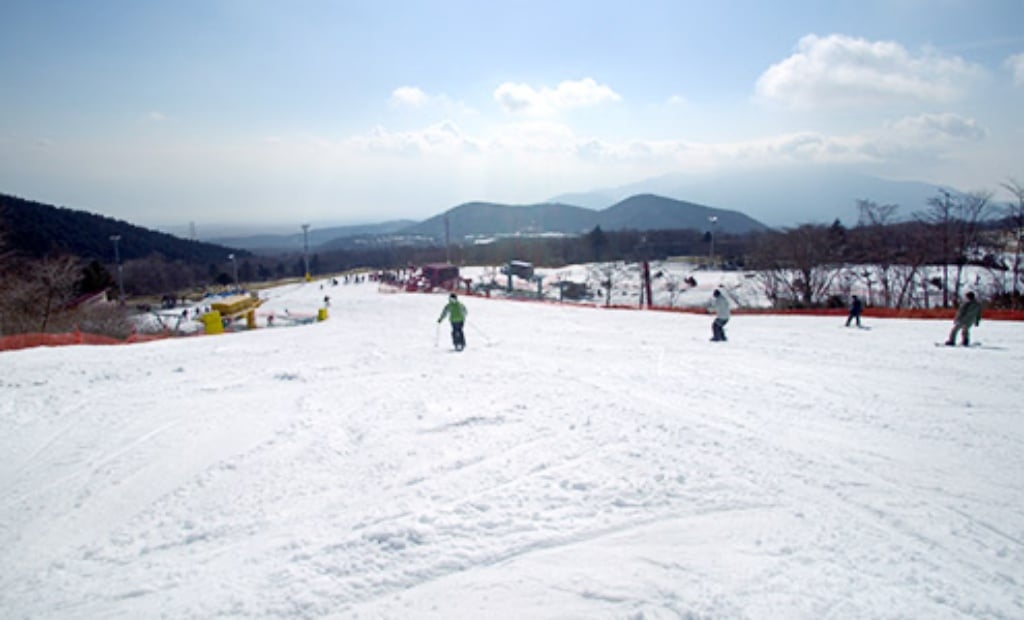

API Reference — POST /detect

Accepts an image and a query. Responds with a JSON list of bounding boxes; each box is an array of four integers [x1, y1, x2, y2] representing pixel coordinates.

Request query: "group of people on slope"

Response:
[[436, 288, 982, 351], [846, 292, 983, 345], [715, 289, 985, 345], [436, 289, 735, 348]]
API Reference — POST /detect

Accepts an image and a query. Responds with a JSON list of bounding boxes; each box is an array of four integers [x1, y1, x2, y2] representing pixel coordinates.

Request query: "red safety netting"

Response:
[[0, 329, 182, 352]]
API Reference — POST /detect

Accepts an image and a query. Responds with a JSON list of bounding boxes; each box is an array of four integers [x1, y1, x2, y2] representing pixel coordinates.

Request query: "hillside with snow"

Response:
[[2, 277, 1022, 619]]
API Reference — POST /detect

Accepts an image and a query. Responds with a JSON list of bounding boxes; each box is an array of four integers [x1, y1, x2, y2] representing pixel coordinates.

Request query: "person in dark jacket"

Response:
[[438, 293, 468, 350], [846, 295, 863, 327], [945, 291, 982, 346]]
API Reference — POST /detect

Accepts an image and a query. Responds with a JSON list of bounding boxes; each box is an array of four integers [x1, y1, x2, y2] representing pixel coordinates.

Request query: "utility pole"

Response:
[[109, 234, 124, 303], [302, 224, 311, 281]]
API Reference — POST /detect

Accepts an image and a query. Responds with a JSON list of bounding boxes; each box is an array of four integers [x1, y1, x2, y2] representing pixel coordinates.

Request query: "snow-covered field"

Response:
[[2, 277, 1022, 619]]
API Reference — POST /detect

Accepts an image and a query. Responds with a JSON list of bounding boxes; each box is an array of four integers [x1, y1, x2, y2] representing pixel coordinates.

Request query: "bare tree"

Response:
[[950, 191, 992, 303], [585, 263, 613, 306], [853, 200, 900, 307], [1001, 178, 1024, 308], [751, 225, 843, 307], [917, 190, 956, 307], [76, 303, 133, 339], [663, 272, 683, 308], [37, 256, 81, 332], [0, 274, 38, 335], [890, 223, 934, 308]]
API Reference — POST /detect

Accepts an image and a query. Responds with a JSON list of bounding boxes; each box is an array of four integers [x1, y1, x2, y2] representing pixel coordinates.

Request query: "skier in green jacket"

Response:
[[438, 293, 468, 350], [945, 291, 982, 346]]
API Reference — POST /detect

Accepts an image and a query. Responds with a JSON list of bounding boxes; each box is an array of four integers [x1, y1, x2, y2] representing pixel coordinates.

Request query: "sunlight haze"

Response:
[[1, 0, 1022, 230]]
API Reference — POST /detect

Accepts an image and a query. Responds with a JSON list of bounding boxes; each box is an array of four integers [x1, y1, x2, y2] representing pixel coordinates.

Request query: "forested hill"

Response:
[[403, 202, 597, 240], [0, 193, 247, 263], [597, 194, 767, 234], [401, 195, 768, 241]]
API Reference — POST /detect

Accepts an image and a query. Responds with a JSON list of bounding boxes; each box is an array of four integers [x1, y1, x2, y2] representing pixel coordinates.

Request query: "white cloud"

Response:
[[493, 78, 621, 116], [146, 111, 167, 122], [756, 34, 986, 107], [489, 121, 580, 154], [667, 95, 687, 105], [388, 87, 478, 117], [347, 121, 481, 156], [885, 112, 987, 142], [576, 138, 690, 163], [389, 86, 430, 108], [340, 108, 988, 177], [1006, 53, 1024, 86], [721, 114, 987, 167]]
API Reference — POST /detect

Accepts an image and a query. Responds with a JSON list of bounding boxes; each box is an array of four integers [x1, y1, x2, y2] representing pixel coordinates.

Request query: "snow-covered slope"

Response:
[[2, 279, 1022, 619]]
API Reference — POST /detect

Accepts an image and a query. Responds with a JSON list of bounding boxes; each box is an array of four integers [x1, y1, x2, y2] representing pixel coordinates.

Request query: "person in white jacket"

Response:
[[709, 289, 731, 342]]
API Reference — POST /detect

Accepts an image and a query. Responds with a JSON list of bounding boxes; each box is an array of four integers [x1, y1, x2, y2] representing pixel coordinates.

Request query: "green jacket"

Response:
[[954, 299, 982, 326], [438, 299, 467, 323]]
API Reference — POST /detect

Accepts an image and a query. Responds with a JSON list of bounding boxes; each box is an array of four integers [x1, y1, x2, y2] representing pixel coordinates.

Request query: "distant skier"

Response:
[[945, 291, 982, 346], [438, 293, 468, 351], [846, 295, 863, 327], [709, 289, 730, 342]]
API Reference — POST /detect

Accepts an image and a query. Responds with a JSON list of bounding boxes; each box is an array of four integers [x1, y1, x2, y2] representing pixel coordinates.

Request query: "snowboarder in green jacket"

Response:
[[438, 293, 467, 350], [945, 291, 982, 346]]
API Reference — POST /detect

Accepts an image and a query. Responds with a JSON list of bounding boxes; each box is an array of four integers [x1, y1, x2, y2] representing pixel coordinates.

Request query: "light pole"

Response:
[[228, 253, 238, 289], [109, 234, 124, 303], [708, 216, 718, 266], [301, 223, 311, 281]]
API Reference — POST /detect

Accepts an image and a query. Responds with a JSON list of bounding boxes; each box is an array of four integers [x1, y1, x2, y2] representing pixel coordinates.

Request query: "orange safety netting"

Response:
[[0, 329, 180, 352]]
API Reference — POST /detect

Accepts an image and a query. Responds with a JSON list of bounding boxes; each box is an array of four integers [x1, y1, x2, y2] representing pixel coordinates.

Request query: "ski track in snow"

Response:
[[1, 279, 1023, 619]]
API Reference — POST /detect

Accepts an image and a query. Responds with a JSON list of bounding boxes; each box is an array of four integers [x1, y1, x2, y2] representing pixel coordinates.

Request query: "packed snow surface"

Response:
[[2, 277, 1022, 619]]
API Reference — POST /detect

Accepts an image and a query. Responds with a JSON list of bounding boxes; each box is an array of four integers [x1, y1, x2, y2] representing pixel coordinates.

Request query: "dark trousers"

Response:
[[947, 323, 972, 346], [846, 312, 861, 327], [451, 321, 465, 347], [712, 318, 729, 341]]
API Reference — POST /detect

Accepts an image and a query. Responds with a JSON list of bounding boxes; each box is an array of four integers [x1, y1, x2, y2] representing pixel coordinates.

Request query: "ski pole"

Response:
[[434, 322, 440, 347], [468, 322, 491, 345]]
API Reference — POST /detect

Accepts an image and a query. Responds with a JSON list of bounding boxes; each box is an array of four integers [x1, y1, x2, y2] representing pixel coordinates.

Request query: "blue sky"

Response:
[[1, 0, 1023, 230]]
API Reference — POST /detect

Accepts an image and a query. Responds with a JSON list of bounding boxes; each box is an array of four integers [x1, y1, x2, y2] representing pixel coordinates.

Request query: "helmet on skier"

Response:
[[449, 293, 457, 300], [713, 289, 721, 297]]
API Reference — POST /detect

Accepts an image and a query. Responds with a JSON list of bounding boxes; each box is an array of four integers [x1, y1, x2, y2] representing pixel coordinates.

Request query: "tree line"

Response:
[[747, 183, 1023, 310]]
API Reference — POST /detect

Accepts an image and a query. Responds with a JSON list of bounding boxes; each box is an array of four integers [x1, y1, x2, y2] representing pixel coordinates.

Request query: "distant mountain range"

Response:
[[210, 220, 418, 252], [204, 168, 951, 252], [551, 168, 947, 227], [3, 191, 766, 261], [213, 195, 768, 253]]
